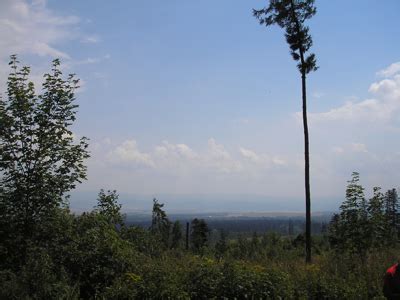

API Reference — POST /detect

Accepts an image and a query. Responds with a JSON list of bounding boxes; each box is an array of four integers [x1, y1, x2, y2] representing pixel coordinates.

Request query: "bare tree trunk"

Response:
[[302, 72, 312, 263]]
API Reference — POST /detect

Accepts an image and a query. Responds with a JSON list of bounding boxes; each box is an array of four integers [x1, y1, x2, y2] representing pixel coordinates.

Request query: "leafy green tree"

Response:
[[0, 56, 89, 263], [190, 218, 210, 254], [94, 189, 123, 226], [71, 211, 137, 298], [0, 245, 78, 299], [253, 0, 318, 263], [121, 225, 162, 257]]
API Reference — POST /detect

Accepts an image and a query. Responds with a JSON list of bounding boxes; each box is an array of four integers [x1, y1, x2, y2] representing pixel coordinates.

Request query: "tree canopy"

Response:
[[0, 55, 89, 240]]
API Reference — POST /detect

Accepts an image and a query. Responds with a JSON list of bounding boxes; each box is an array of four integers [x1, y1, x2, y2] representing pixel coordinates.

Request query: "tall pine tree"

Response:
[[384, 188, 399, 239], [254, 0, 318, 263], [367, 187, 388, 248], [337, 172, 368, 257]]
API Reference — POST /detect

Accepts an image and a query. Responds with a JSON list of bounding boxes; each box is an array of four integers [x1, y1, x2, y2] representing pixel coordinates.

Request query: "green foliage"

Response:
[[94, 189, 123, 226], [171, 220, 183, 249], [384, 188, 399, 238], [0, 245, 78, 299], [346, 171, 368, 252], [215, 229, 228, 260], [70, 211, 138, 298], [121, 225, 162, 256], [253, 0, 317, 75], [367, 187, 389, 248], [190, 218, 210, 254], [0, 55, 89, 243], [218, 261, 293, 299], [150, 198, 171, 248], [331, 172, 369, 257], [100, 252, 397, 299], [329, 172, 399, 261]]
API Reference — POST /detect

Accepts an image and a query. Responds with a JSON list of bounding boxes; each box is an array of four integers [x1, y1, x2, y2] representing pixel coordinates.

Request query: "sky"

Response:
[[1, 0, 400, 212]]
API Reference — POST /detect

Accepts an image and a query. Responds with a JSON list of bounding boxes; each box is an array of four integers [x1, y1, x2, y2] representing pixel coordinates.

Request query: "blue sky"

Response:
[[1, 0, 400, 211]]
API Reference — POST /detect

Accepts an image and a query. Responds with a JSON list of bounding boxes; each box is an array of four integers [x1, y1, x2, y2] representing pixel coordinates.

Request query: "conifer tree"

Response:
[[367, 187, 388, 248], [327, 173, 391, 258], [171, 220, 183, 249], [253, 0, 318, 263], [328, 213, 343, 250], [384, 188, 399, 238], [150, 198, 171, 248], [339, 172, 368, 257], [190, 218, 209, 254]]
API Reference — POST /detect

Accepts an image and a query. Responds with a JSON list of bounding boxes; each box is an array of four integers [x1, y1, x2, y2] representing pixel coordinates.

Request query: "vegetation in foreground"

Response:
[[1, 58, 399, 299], [1, 184, 399, 299]]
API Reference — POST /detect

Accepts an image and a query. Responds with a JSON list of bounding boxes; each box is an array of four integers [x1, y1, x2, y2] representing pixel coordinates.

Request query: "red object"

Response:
[[383, 263, 400, 299]]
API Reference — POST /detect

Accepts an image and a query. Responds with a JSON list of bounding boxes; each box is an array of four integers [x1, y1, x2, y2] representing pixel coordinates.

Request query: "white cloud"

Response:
[[153, 141, 199, 168], [88, 134, 400, 199], [368, 75, 400, 98], [0, 0, 96, 92], [32, 42, 70, 59], [104, 138, 293, 174], [350, 143, 368, 153], [168, 142, 197, 160], [239, 147, 262, 163], [303, 65, 400, 124], [305, 98, 386, 122], [205, 138, 242, 173], [272, 156, 287, 166], [0, 0, 81, 59], [108, 139, 155, 168], [103, 137, 293, 178], [207, 138, 230, 161], [377, 62, 400, 78], [239, 147, 287, 167], [81, 35, 100, 44]]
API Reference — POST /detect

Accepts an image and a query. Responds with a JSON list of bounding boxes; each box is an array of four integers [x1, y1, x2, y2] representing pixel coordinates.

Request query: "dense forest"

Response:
[[1, 56, 400, 299], [126, 214, 330, 241]]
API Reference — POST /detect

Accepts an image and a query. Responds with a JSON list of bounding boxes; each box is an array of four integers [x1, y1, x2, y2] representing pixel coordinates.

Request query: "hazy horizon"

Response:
[[69, 190, 342, 214]]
